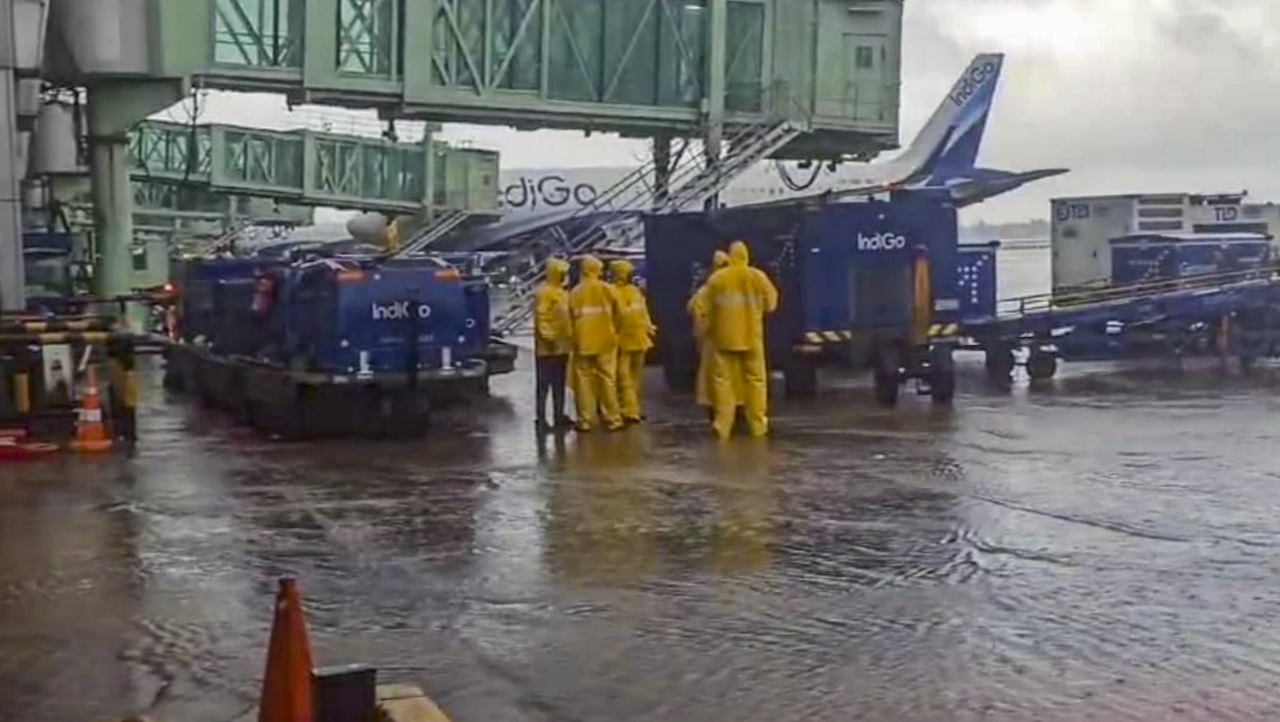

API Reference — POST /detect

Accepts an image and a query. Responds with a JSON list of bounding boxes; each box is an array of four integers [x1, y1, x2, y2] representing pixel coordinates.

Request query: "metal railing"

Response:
[[395, 209, 472, 256], [491, 112, 808, 334], [994, 265, 1280, 320]]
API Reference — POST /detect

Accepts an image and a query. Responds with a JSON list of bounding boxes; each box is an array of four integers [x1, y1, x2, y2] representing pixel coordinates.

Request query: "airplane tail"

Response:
[[898, 53, 1004, 182]]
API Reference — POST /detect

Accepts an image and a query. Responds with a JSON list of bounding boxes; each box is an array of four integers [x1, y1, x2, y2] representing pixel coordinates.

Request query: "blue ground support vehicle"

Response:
[[164, 255, 496, 439], [645, 198, 963, 405], [958, 232, 1280, 382]]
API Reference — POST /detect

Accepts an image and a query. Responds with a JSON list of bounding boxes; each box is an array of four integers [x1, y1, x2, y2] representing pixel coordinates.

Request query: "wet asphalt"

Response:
[[4, 248, 1280, 721]]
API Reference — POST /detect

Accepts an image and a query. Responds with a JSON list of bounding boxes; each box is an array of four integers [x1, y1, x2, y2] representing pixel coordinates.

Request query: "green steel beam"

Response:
[[128, 119, 501, 215], [130, 181, 316, 223], [153, 0, 903, 159]]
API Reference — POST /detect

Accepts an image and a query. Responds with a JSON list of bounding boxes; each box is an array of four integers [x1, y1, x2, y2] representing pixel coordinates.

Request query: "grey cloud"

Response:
[[1153, 0, 1265, 64], [900, 0, 1280, 221]]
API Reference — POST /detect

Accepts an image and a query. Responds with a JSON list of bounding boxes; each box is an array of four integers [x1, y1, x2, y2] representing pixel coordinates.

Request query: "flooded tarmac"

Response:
[[6, 247, 1280, 721]]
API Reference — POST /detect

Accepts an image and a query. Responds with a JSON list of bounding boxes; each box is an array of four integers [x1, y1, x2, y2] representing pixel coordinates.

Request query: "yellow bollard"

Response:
[[14, 372, 29, 414]]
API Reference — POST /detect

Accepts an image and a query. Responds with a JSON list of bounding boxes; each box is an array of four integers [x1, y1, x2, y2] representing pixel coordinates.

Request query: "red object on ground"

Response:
[[0, 440, 58, 461], [257, 578, 315, 722]]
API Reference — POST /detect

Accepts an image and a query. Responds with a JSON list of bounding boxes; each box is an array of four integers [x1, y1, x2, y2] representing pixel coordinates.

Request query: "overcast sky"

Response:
[[182, 0, 1280, 224]]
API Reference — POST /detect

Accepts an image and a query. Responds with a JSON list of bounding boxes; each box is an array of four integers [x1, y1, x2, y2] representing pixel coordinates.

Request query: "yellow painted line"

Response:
[[378, 683, 454, 722]]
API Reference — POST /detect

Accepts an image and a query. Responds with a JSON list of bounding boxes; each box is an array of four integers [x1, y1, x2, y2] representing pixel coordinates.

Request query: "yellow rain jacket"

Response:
[[700, 241, 779, 439], [568, 255, 623, 431], [611, 259, 655, 353], [569, 255, 619, 357], [689, 250, 730, 407], [534, 258, 573, 357], [611, 259, 655, 421]]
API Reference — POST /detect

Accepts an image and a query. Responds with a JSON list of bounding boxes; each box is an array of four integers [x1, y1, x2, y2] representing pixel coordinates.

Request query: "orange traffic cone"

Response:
[[70, 366, 113, 453], [257, 578, 315, 722]]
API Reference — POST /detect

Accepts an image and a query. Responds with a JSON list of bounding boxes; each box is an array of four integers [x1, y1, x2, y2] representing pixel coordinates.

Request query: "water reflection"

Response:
[[0, 460, 143, 721], [706, 441, 778, 576], [548, 430, 665, 585], [7, 246, 1280, 720]]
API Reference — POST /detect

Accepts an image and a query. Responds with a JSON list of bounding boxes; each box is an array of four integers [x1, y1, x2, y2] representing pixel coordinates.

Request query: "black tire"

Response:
[[873, 346, 901, 407], [930, 346, 956, 405], [1027, 350, 1058, 381], [984, 343, 1016, 382], [784, 358, 819, 399]]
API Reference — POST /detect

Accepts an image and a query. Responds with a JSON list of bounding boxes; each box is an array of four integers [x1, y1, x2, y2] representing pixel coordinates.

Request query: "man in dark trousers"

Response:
[[534, 258, 574, 432]]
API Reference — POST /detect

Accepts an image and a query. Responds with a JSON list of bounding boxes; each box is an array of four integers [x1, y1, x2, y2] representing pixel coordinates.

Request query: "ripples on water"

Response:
[[4, 249, 1280, 721]]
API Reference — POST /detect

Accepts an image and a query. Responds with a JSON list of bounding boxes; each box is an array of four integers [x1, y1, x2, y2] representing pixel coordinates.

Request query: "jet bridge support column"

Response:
[[87, 93, 133, 312], [702, 0, 727, 216], [0, 0, 24, 311], [85, 81, 184, 329], [652, 134, 672, 207]]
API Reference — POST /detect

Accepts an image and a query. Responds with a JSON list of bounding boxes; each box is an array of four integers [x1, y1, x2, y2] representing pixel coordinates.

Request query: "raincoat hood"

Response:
[[581, 254, 604, 279], [728, 241, 750, 266], [609, 258, 634, 283], [713, 250, 730, 269], [545, 258, 569, 285]]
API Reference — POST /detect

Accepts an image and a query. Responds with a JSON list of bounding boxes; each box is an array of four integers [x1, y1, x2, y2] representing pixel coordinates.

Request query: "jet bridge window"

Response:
[[856, 46, 875, 69]]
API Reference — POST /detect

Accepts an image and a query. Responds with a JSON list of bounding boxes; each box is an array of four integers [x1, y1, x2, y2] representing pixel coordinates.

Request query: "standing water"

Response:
[[4, 247, 1280, 721]]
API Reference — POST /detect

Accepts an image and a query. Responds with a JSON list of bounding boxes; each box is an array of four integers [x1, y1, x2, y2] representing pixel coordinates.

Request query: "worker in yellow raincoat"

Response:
[[688, 250, 730, 418], [609, 258, 656, 424], [697, 241, 778, 440], [534, 257, 574, 432], [568, 255, 624, 432]]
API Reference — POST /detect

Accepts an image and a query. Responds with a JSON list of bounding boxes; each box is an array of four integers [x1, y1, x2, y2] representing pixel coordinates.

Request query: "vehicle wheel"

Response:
[[784, 358, 818, 399], [1027, 350, 1058, 381], [930, 346, 956, 405], [984, 343, 1016, 382], [873, 347, 901, 407]]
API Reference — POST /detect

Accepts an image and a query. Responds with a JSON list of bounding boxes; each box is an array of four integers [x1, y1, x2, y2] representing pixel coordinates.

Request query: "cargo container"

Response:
[[1108, 232, 1271, 287], [163, 254, 504, 439], [1050, 191, 1280, 295], [645, 198, 961, 404]]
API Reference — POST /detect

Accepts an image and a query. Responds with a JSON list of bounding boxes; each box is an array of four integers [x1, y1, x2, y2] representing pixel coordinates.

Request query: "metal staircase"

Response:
[[491, 116, 805, 335], [395, 208, 472, 256], [193, 218, 259, 256]]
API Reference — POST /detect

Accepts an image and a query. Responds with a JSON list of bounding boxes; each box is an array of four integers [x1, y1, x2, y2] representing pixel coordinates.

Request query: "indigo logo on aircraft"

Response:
[[371, 301, 433, 321], [857, 232, 907, 251], [949, 59, 998, 107], [502, 174, 600, 210]]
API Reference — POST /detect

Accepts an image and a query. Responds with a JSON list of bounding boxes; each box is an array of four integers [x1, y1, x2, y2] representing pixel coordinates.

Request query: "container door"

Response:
[[843, 34, 885, 122], [850, 262, 911, 329], [802, 243, 850, 335]]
